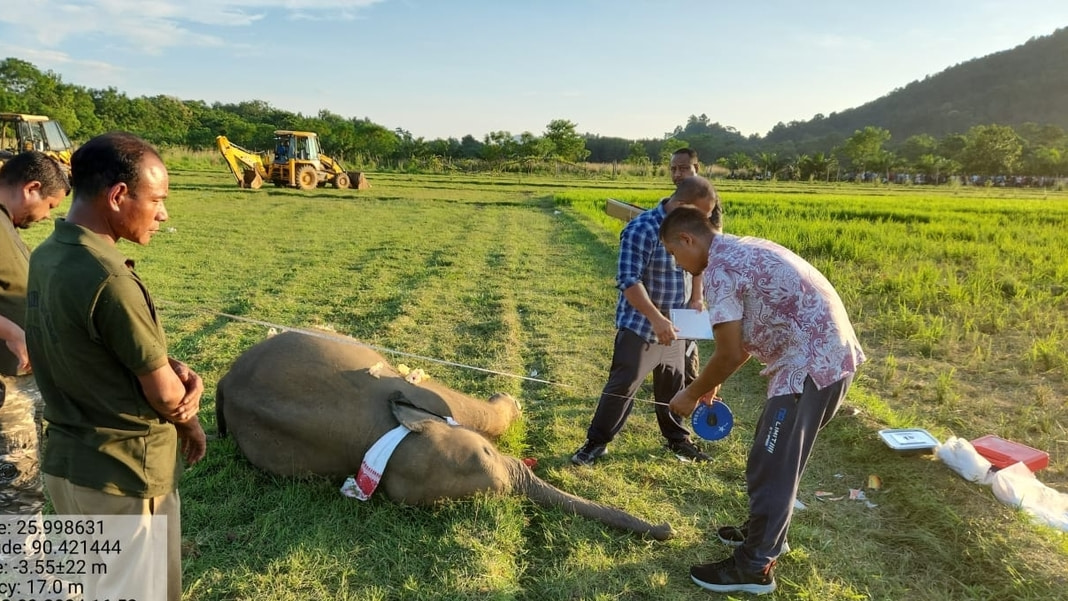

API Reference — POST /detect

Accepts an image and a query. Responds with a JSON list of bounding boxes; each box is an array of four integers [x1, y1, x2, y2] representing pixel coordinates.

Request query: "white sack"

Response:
[[990, 462, 1068, 532], [936, 436, 993, 484]]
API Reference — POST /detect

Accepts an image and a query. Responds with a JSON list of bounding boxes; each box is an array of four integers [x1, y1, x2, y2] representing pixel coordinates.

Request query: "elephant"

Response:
[[215, 330, 674, 541]]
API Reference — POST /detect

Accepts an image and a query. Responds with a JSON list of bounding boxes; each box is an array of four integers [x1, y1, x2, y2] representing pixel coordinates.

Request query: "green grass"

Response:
[[21, 170, 1068, 600]]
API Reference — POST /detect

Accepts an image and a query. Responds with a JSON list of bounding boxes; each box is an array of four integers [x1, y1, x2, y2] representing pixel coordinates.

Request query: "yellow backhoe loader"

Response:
[[0, 113, 75, 173], [216, 130, 368, 190]]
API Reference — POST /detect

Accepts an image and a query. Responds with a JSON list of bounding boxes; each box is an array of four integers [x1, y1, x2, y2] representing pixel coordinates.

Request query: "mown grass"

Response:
[[21, 169, 1068, 600]]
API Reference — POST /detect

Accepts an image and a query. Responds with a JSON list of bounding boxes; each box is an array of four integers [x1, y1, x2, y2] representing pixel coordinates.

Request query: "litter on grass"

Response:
[[813, 482, 879, 508], [937, 436, 1067, 532]]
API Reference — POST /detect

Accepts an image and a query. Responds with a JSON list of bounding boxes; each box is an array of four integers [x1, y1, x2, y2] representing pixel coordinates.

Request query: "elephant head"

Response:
[[386, 398, 674, 540]]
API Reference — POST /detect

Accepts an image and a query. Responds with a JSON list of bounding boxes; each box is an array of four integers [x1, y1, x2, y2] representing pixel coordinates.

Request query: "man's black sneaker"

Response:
[[690, 556, 777, 595], [570, 441, 607, 466], [717, 520, 790, 553], [666, 438, 711, 462], [717, 522, 748, 546]]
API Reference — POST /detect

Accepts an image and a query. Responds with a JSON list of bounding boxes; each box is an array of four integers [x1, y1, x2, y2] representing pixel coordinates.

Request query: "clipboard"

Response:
[[669, 308, 713, 340]]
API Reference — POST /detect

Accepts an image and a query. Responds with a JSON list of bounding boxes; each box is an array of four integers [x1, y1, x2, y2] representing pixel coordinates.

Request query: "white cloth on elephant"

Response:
[[342, 425, 412, 501], [340, 416, 461, 501]]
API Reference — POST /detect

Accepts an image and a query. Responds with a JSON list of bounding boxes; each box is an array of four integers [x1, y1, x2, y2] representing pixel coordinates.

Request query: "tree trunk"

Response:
[[509, 458, 674, 540]]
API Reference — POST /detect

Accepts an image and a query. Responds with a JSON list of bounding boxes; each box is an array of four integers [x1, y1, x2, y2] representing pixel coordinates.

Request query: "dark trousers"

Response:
[[585, 329, 691, 445], [735, 373, 854, 572]]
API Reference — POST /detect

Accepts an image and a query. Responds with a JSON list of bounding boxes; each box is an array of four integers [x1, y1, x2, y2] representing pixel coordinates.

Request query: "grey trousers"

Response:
[[735, 373, 855, 572]]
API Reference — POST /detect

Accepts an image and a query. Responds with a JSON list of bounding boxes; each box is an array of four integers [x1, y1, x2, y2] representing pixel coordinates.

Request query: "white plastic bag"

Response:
[[935, 436, 993, 484], [990, 462, 1068, 532]]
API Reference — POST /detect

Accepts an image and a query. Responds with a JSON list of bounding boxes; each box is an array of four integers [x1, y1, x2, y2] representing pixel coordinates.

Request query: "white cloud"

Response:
[[0, 45, 123, 74], [0, 0, 385, 51], [0, 45, 125, 87]]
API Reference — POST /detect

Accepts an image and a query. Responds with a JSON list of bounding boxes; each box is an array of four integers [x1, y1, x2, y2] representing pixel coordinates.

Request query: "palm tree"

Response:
[[806, 152, 834, 182], [718, 152, 753, 178], [756, 152, 783, 181]]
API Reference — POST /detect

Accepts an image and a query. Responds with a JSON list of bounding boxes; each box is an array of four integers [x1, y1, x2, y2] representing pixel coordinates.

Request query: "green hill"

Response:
[[762, 27, 1068, 150]]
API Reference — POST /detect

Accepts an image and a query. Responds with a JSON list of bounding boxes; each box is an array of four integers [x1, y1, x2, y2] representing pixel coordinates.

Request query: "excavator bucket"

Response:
[[242, 169, 264, 189], [347, 171, 371, 190]]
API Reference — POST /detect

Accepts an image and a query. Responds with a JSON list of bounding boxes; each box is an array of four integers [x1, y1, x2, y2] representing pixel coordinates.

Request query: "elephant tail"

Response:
[[510, 458, 674, 541], [215, 381, 228, 438]]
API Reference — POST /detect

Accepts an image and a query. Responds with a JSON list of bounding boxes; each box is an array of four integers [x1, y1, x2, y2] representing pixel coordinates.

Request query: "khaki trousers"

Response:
[[44, 474, 182, 601]]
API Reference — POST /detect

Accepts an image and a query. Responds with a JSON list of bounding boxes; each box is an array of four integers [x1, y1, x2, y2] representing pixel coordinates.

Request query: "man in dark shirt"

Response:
[[0, 151, 69, 516], [26, 133, 206, 601]]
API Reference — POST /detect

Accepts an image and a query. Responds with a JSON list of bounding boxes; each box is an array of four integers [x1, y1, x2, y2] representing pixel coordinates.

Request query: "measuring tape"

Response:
[[691, 400, 734, 441]]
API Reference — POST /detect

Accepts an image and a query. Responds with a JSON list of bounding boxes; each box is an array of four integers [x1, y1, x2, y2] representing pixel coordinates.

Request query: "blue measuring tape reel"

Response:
[[691, 400, 734, 441]]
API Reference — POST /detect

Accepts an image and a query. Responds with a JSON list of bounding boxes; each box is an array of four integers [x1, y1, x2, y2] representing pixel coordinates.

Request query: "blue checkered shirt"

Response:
[[615, 200, 692, 343]]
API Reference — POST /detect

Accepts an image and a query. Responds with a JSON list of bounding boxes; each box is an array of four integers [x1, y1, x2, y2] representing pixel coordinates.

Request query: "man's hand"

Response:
[[698, 385, 721, 405], [651, 315, 678, 345], [169, 358, 204, 423], [1, 322, 31, 374], [176, 419, 207, 465], [668, 387, 700, 418], [4, 335, 31, 374]]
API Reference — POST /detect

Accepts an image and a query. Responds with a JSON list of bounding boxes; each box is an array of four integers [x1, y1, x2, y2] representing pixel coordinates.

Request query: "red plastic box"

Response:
[[971, 435, 1049, 472]]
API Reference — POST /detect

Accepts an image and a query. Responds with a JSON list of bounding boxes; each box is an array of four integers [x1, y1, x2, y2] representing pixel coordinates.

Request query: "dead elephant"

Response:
[[215, 330, 673, 540]]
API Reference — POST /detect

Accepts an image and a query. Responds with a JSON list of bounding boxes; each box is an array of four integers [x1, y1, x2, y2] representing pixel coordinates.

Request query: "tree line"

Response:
[[2, 57, 1065, 181]]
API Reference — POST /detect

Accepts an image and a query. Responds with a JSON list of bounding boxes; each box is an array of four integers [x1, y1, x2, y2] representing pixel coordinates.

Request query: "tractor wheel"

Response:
[[296, 165, 318, 190], [333, 173, 350, 189]]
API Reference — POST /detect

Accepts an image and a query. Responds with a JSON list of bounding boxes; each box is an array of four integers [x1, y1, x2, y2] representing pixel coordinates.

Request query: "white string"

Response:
[[169, 304, 671, 407]]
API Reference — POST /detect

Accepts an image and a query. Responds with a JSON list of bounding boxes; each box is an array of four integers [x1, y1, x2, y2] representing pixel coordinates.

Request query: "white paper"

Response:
[[670, 309, 714, 340]]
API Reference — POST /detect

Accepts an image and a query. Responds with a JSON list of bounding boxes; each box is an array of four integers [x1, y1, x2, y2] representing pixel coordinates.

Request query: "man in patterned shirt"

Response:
[[571, 175, 719, 466], [661, 182, 865, 595]]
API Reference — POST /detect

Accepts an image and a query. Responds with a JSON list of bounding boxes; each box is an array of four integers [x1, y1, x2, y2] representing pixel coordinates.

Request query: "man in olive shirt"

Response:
[[25, 133, 206, 601], [0, 151, 69, 516]]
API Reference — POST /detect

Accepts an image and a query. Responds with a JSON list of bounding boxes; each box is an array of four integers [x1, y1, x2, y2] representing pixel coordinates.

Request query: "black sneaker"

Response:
[[570, 441, 607, 466], [717, 521, 748, 546], [717, 520, 790, 553], [690, 556, 777, 595], [666, 438, 711, 462]]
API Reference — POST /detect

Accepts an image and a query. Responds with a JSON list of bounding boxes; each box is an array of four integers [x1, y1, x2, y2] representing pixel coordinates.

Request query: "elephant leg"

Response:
[[440, 392, 520, 438]]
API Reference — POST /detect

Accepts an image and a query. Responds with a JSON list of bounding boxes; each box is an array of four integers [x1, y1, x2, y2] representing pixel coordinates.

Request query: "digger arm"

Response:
[[216, 136, 269, 185], [319, 153, 346, 175]]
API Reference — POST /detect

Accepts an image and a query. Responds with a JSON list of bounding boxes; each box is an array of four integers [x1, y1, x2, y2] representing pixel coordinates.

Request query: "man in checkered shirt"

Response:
[[572, 160, 718, 466]]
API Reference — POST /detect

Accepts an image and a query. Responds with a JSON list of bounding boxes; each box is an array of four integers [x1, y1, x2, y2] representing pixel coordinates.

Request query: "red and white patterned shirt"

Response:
[[704, 233, 866, 398]]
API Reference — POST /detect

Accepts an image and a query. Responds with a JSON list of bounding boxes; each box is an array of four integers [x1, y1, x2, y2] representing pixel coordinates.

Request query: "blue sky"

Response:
[[2, 1, 1066, 141]]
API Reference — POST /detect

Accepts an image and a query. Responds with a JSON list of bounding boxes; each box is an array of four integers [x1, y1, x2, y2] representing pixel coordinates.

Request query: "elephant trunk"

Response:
[[509, 459, 674, 541]]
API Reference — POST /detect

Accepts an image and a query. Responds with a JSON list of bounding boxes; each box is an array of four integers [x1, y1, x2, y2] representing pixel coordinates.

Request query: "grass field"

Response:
[[21, 168, 1068, 600]]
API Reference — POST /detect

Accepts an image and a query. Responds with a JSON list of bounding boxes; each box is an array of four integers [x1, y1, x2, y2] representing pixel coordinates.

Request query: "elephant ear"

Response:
[[389, 391, 455, 433]]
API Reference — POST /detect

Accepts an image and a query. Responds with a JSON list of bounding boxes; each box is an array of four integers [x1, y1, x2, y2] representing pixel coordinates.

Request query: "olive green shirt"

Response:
[[26, 218, 180, 498], [0, 203, 30, 376]]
